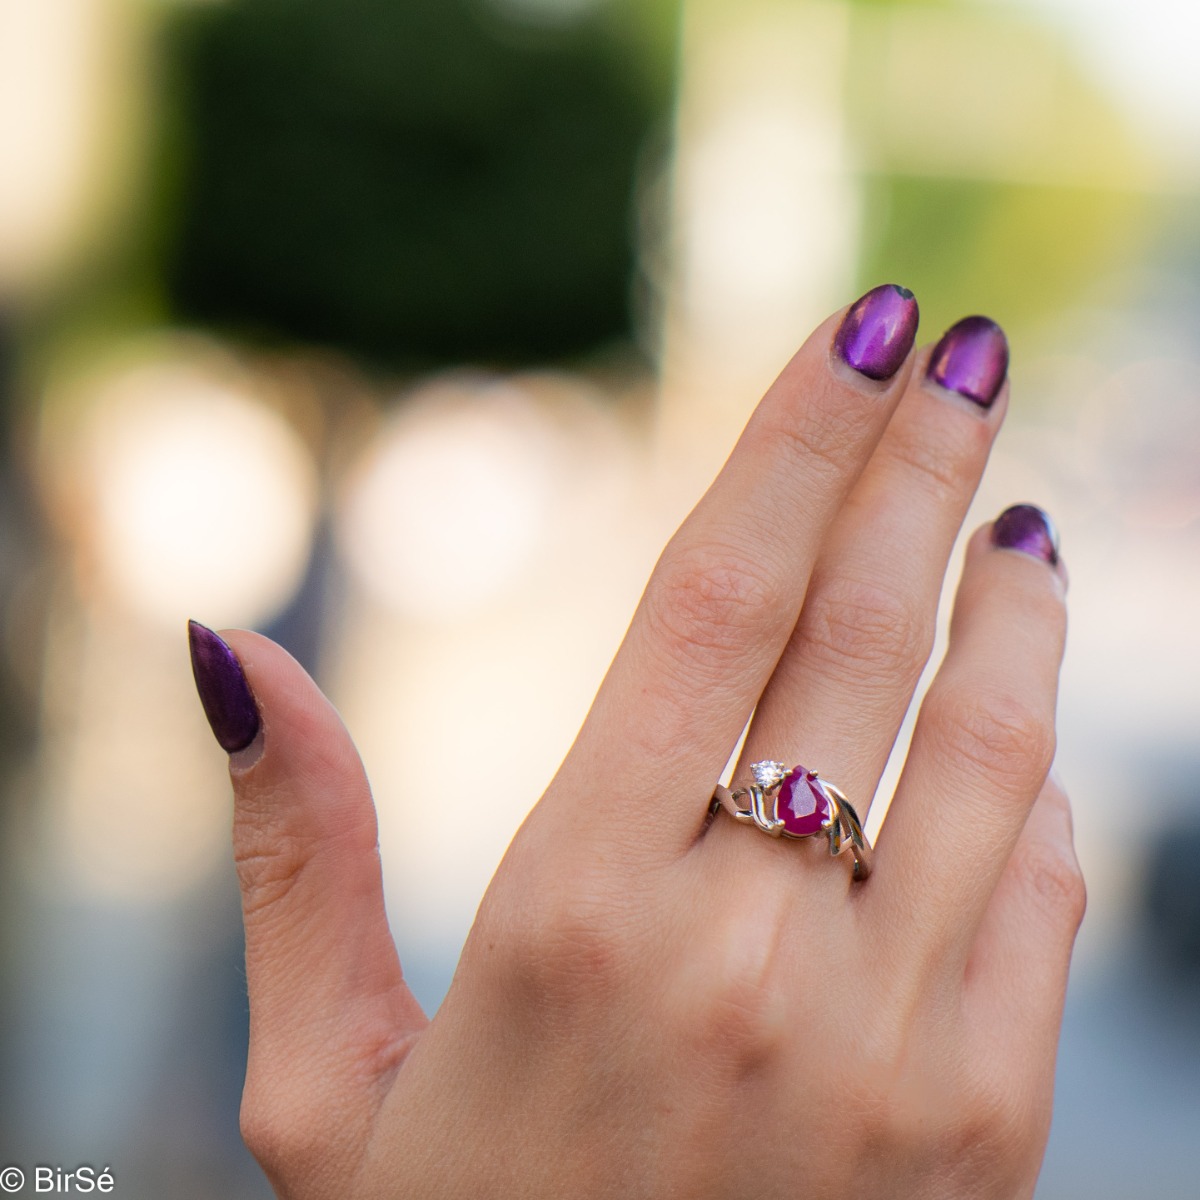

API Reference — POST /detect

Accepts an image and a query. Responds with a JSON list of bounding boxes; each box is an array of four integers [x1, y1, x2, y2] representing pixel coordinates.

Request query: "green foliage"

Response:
[[857, 175, 1146, 350], [158, 0, 678, 368]]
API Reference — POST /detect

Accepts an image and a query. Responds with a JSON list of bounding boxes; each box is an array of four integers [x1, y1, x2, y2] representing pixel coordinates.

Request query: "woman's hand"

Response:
[[190, 285, 1082, 1199]]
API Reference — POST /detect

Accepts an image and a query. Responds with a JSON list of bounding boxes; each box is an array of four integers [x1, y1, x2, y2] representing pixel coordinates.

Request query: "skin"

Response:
[[216, 298, 1082, 1199]]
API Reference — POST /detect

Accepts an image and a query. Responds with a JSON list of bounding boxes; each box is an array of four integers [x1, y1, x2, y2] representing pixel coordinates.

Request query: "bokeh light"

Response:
[[43, 343, 318, 630], [339, 375, 565, 622]]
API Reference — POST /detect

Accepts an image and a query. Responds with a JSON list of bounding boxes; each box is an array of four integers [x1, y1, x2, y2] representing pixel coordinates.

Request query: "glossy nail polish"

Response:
[[927, 316, 1009, 408], [991, 504, 1059, 565], [188, 620, 260, 753], [834, 284, 920, 381]]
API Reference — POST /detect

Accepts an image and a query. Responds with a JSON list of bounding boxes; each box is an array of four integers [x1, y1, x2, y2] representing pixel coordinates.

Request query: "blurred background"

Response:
[[1, 0, 1199, 1194]]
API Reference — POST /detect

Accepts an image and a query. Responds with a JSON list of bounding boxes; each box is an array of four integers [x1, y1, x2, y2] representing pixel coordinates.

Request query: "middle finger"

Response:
[[547, 284, 921, 857], [728, 315, 1011, 834]]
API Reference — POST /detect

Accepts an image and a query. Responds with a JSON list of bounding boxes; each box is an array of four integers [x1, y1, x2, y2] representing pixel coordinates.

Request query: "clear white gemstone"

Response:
[[751, 760, 788, 789]]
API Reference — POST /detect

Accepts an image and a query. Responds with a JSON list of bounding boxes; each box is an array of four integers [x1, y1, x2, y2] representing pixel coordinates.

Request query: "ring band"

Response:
[[710, 760, 872, 881]]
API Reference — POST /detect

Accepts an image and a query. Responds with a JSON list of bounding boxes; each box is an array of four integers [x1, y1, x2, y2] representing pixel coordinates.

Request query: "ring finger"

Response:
[[714, 313, 1011, 864]]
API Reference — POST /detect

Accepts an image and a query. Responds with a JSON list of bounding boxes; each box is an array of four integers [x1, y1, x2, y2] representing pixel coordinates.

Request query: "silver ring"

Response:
[[710, 760, 872, 881]]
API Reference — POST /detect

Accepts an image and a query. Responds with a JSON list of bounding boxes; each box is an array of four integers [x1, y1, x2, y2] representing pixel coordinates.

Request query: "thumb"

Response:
[[188, 621, 427, 1174]]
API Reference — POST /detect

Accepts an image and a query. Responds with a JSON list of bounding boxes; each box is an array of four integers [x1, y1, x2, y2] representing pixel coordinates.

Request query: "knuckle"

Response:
[[673, 935, 787, 1073], [239, 1100, 285, 1173], [797, 575, 929, 682], [240, 1091, 330, 1181], [923, 686, 1056, 796], [951, 1063, 1039, 1170], [834, 1019, 1046, 1187], [496, 873, 636, 1009], [233, 806, 323, 922], [643, 539, 780, 673], [847, 1051, 1036, 1184], [754, 390, 865, 485], [1012, 839, 1087, 930], [688, 978, 785, 1073], [887, 417, 988, 502]]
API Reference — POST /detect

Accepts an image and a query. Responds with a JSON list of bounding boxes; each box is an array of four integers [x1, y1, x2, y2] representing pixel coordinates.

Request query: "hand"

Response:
[[189, 285, 1082, 1199]]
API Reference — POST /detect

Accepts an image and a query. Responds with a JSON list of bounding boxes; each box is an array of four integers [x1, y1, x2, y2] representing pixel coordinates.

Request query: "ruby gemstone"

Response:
[[776, 766, 832, 837]]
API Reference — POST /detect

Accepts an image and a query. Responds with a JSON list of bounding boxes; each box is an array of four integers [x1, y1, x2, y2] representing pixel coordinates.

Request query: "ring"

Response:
[[710, 760, 872, 881]]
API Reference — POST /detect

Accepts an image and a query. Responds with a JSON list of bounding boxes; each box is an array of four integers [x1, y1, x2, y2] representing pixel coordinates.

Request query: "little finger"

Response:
[[870, 506, 1067, 971]]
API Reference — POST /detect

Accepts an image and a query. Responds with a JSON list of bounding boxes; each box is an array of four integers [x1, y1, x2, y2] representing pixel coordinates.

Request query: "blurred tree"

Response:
[[158, 0, 678, 369], [843, 0, 1151, 348]]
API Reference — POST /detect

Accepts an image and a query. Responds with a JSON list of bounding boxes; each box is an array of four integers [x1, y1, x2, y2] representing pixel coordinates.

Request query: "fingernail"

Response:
[[188, 620, 260, 753], [991, 504, 1059, 565], [927, 316, 1009, 408], [833, 283, 920, 381]]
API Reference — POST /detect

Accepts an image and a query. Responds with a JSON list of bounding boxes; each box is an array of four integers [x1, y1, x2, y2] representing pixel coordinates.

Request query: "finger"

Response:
[[735, 317, 1009, 820], [189, 622, 427, 1172], [869, 506, 1067, 970], [964, 775, 1085, 1071], [557, 285, 920, 851]]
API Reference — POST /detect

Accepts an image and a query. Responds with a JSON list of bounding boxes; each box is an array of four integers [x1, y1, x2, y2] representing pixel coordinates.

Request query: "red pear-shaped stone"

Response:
[[776, 767, 831, 837]]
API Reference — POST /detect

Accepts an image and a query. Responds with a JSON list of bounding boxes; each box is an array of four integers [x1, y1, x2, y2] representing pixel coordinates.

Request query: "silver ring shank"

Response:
[[710, 774, 872, 881]]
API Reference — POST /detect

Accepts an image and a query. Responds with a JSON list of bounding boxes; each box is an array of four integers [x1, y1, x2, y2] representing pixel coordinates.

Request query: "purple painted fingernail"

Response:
[[927, 316, 1009, 408], [991, 504, 1059, 565], [188, 620, 260, 753], [834, 284, 920, 381]]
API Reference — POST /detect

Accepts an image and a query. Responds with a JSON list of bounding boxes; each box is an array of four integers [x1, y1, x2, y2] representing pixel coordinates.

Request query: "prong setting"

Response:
[[713, 761, 872, 880], [750, 760, 789, 791]]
